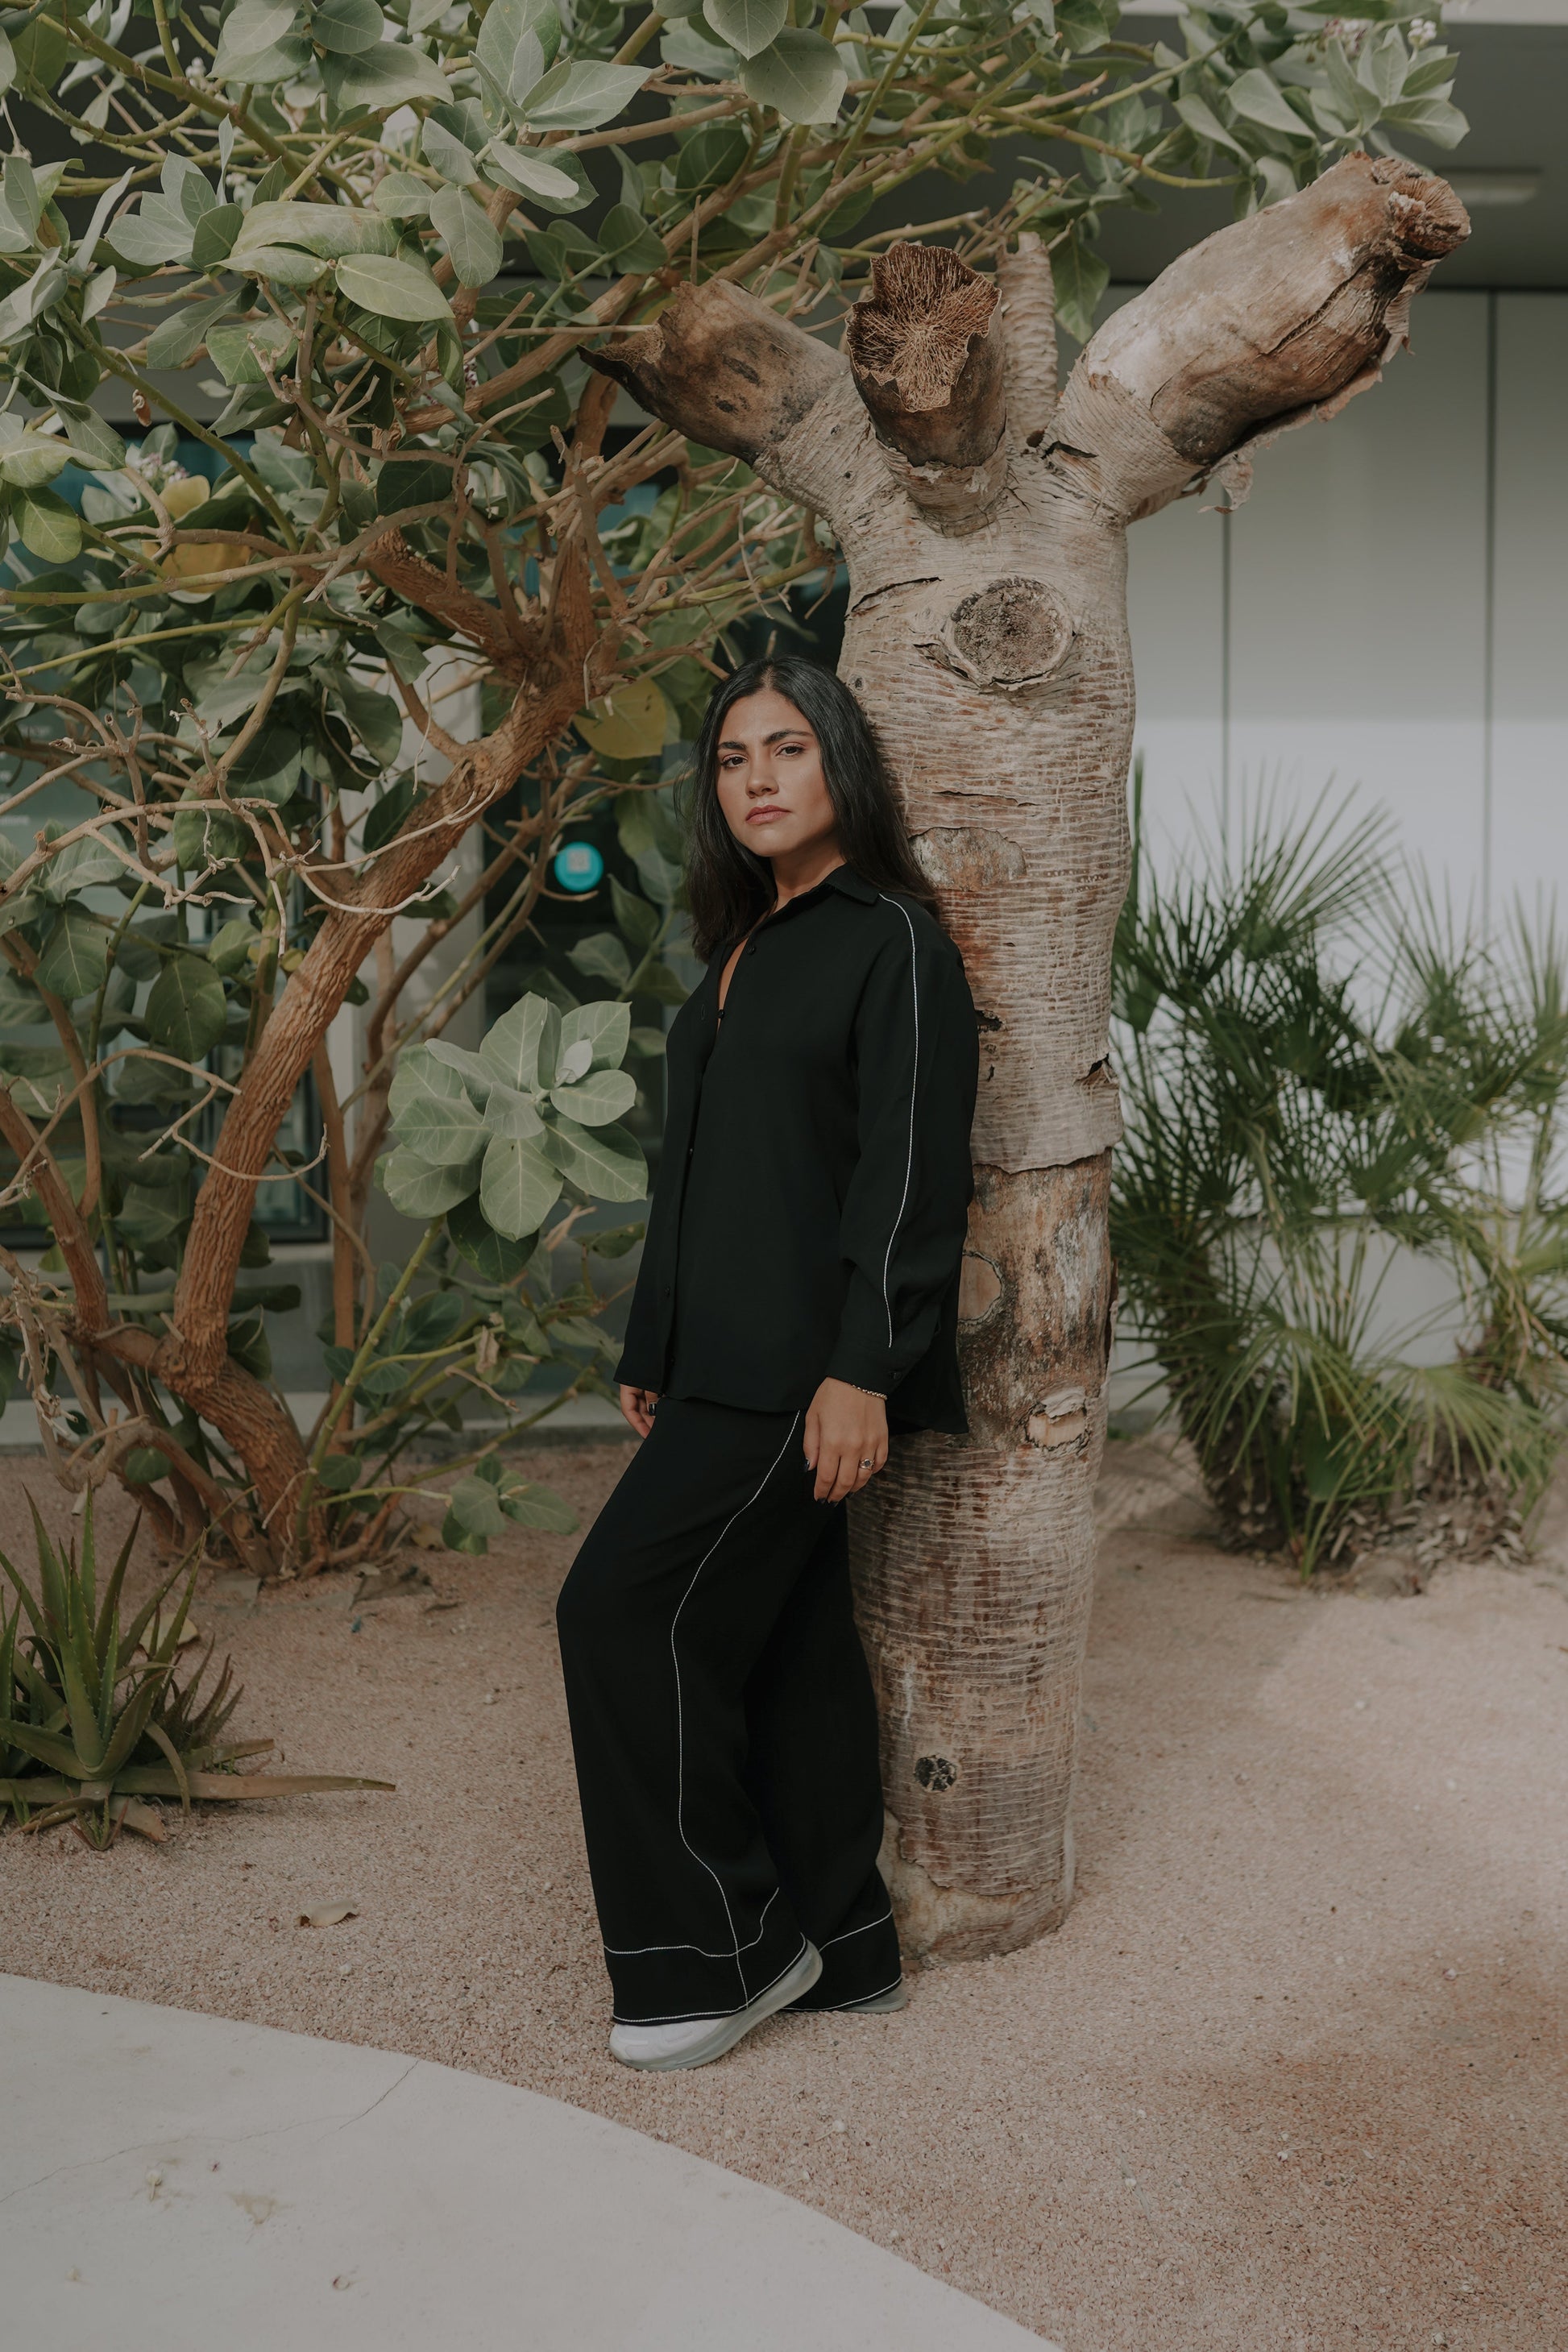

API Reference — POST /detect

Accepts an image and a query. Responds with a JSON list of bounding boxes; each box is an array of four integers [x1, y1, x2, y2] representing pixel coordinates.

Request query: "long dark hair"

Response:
[[683, 656, 936, 962]]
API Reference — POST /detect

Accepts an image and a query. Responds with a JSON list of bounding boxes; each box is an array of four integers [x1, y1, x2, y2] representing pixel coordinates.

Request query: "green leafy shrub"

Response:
[[0, 1495, 392, 1844], [1111, 782, 1568, 1573], [290, 990, 649, 1554], [0, 0, 1465, 1569]]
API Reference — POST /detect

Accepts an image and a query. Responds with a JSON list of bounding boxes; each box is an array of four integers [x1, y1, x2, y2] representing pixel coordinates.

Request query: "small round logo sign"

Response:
[[553, 841, 604, 894]]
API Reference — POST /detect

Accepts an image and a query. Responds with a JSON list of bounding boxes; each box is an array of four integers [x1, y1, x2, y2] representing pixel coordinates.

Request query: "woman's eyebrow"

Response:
[[717, 729, 811, 751]]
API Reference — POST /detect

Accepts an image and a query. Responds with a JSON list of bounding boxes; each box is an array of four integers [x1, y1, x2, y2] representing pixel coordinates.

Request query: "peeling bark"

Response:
[[996, 232, 1057, 446], [591, 155, 1467, 1960]]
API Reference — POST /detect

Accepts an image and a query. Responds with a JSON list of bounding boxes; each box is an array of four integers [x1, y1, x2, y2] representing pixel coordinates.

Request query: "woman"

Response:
[[555, 655, 978, 2072]]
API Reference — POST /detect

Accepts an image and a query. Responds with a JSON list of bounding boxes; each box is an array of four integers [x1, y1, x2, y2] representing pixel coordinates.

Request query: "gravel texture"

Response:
[[2, 1438, 1566, 2351]]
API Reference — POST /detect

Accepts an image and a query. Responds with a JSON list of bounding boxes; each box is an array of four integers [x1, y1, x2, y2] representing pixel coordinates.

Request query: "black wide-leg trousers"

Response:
[[555, 1396, 903, 2026]]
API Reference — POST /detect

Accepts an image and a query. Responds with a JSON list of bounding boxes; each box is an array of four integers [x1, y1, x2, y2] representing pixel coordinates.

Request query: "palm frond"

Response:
[[1113, 780, 1568, 1568]]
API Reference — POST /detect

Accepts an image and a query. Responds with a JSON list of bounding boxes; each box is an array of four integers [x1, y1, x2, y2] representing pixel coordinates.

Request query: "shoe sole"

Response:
[[613, 1943, 823, 2072], [840, 1980, 908, 2014]]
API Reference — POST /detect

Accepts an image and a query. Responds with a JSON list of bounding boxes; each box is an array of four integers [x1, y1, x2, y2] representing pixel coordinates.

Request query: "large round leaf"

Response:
[[447, 1191, 531, 1282], [560, 999, 632, 1072], [741, 29, 847, 124], [429, 185, 502, 289], [703, 0, 785, 60], [205, 317, 297, 388], [475, 0, 562, 106], [484, 1081, 545, 1141], [232, 201, 399, 264], [321, 43, 450, 110], [335, 252, 454, 325], [0, 425, 73, 491], [479, 994, 558, 1093], [312, 0, 385, 52], [230, 243, 331, 288], [541, 1114, 648, 1202], [447, 1473, 509, 1537], [13, 487, 81, 563], [479, 1133, 562, 1239], [389, 1043, 471, 1122], [332, 676, 404, 767], [145, 954, 227, 1060], [382, 1146, 479, 1219], [394, 1092, 487, 1168], [519, 60, 651, 131], [483, 142, 578, 204], [226, 722, 301, 806], [550, 1067, 637, 1127], [501, 1484, 579, 1533], [145, 292, 236, 371], [33, 908, 109, 1002], [576, 678, 666, 761], [421, 118, 481, 187], [596, 202, 668, 274], [213, 0, 299, 78]]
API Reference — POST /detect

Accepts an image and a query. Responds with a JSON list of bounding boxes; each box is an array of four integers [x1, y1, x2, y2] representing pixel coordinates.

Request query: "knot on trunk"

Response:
[[924, 577, 1076, 693]]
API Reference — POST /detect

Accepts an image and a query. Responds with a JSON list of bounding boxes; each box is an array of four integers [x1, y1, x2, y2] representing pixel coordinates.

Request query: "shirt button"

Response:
[[745, 942, 757, 956]]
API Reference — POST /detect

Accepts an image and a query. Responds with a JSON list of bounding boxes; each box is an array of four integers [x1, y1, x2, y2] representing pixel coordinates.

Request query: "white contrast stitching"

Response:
[[877, 896, 919, 1350], [816, 1906, 894, 1952], [667, 1414, 803, 2007], [612, 1938, 811, 2028], [825, 1973, 904, 2011], [604, 1888, 779, 1960]]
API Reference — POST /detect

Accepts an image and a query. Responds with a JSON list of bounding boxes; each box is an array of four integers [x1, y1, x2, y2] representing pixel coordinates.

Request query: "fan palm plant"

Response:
[[0, 1497, 390, 1845], [1112, 778, 1568, 1572]]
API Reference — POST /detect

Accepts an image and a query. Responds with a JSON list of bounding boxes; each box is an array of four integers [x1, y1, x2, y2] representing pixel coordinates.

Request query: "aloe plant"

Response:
[[0, 1496, 392, 1845]]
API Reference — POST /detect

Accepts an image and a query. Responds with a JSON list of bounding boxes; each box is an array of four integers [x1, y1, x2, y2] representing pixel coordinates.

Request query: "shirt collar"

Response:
[[769, 866, 877, 923], [736, 865, 880, 954], [823, 865, 878, 905]]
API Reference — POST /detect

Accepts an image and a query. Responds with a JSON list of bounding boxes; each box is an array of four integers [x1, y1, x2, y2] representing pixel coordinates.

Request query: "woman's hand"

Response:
[[804, 1378, 888, 1503], [619, 1384, 658, 1439]]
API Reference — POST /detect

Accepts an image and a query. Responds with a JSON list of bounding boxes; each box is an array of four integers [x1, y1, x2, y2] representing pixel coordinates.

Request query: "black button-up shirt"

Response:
[[616, 865, 978, 1433]]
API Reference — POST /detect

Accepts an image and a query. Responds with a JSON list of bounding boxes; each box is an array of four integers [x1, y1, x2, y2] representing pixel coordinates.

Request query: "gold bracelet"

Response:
[[846, 1382, 886, 1400]]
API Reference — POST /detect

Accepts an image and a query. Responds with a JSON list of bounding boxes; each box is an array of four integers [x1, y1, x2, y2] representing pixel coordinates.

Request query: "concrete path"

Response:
[[0, 1974, 1056, 2351]]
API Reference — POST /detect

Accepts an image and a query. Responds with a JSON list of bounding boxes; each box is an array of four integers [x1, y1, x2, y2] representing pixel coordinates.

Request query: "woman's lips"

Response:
[[747, 807, 787, 824]]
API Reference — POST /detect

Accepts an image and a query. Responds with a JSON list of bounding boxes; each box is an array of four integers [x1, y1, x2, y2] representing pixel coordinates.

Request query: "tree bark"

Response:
[[591, 152, 1467, 1960]]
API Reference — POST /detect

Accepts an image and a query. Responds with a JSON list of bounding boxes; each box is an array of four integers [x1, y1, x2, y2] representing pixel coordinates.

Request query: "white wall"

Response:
[[1124, 288, 1568, 927]]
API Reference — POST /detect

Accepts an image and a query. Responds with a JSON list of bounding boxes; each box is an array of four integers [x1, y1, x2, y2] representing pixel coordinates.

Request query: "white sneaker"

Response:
[[610, 1943, 823, 2072]]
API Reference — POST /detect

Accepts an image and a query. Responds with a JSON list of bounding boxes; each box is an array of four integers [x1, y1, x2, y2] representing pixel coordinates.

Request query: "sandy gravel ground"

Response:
[[2, 1437, 1565, 2352]]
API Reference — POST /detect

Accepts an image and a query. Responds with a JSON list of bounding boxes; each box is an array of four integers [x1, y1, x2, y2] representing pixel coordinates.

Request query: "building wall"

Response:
[[1125, 288, 1568, 928]]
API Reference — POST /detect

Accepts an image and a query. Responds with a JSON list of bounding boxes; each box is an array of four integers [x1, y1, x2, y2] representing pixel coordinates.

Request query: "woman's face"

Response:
[[714, 689, 840, 865]]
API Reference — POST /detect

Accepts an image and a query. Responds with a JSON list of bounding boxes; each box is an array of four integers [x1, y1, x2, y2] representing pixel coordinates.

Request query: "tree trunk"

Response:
[[132, 529, 609, 1570], [591, 154, 1467, 1961]]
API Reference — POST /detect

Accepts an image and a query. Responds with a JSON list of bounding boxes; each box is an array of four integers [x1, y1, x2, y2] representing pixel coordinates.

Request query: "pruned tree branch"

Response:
[[1048, 152, 1470, 521], [588, 280, 846, 476], [844, 243, 1008, 527]]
